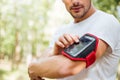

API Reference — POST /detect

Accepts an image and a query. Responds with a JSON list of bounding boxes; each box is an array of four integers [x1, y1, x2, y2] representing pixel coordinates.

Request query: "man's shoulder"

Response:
[[95, 10, 120, 28], [98, 10, 118, 21]]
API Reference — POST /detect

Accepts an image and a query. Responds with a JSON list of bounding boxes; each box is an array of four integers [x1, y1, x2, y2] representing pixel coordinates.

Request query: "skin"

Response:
[[28, 0, 108, 80], [62, 0, 96, 23]]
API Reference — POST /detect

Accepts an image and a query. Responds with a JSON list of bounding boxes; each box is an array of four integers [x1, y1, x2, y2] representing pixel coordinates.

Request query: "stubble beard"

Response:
[[70, 3, 91, 19]]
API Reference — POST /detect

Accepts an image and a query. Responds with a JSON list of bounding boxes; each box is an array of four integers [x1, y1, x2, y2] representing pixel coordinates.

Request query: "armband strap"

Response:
[[86, 51, 96, 68], [62, 33, 99, 68], [85, 34, 99, 67]]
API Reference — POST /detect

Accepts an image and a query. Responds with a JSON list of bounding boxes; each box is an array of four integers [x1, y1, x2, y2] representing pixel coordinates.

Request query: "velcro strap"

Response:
[[86, 51, 96, 68]]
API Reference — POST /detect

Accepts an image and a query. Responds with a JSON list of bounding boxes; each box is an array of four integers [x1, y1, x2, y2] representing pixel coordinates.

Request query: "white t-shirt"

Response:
[[49, 10, 120, 80]]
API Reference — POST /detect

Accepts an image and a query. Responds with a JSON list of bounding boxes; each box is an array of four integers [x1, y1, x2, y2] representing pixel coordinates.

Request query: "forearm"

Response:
[[28, 55, 86, 78]]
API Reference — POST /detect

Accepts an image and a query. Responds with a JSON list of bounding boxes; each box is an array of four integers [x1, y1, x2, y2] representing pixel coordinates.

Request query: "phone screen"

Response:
[[64, 35, 95, 57]]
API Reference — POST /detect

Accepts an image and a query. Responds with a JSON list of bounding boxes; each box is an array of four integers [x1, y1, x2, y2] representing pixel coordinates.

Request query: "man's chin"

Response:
[[72, 15, 83, 19], [71, 12, 84, 18]]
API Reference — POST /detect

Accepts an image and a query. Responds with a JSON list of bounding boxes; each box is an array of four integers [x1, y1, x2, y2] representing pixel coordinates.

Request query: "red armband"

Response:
[[62, 33, 99, 68]]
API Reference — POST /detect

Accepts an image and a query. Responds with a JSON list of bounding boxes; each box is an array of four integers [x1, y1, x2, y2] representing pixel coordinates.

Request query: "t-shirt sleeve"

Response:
[[89, 15, 120, 51]]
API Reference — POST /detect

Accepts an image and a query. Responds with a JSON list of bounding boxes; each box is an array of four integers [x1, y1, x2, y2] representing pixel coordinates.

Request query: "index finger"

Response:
[[69, 34, 79, 43]]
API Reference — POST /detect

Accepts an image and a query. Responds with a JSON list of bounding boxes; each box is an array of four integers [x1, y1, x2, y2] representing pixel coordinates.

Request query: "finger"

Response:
[[28, 72, 37, 80], [59, 35, 69, 47], [37, 76, 42, 79], [30, 78, 36, 80], [63, 34, 74, 45], [55, 40, 65, 48], [29, 76, 37, 80], [37, 76, 45, 80], [70, 34, 79, 43]]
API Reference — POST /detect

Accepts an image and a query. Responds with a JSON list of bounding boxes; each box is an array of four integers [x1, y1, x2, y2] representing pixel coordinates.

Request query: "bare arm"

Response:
[[28, 55, 86, 78], [28, 34, 108, 79]]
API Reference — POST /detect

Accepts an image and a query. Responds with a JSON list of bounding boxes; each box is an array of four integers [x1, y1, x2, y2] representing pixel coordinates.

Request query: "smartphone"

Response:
[[63, 34, 97, 58]]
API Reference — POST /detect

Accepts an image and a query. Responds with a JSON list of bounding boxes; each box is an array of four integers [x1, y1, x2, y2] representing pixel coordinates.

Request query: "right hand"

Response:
[[53, 34, 79, 55]]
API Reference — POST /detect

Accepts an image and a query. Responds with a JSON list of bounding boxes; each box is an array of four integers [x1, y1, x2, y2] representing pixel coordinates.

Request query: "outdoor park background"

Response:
[[0, 0, 120, 80]]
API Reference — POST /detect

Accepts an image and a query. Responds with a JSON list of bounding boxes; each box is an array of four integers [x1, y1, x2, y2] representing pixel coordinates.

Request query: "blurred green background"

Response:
[[0, 0, 120, 80]]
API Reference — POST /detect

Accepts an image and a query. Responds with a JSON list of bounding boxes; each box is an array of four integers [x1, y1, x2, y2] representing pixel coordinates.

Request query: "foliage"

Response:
[[93, 0, 120, 20], [0, 0, 54, 59]]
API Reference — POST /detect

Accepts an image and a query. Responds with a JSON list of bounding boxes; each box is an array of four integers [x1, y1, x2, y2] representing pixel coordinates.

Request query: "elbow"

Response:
[[28, 62, 37, 76]]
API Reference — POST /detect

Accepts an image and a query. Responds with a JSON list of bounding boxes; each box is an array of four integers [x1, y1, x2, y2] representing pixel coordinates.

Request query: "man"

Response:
[[28, 0, 120, 80]]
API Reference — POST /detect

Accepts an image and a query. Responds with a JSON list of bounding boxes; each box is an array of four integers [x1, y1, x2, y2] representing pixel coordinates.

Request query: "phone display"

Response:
[[64, 34, 96, 58]]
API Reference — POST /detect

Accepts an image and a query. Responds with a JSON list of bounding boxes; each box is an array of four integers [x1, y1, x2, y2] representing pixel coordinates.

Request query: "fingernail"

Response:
[[71, 42, 73, 45], [76, 39, 79, 43], [62, 45, 65, 48]]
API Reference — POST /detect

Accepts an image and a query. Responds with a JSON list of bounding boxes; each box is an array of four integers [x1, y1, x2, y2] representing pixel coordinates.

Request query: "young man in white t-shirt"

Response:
[[28, 0, 120, 80]]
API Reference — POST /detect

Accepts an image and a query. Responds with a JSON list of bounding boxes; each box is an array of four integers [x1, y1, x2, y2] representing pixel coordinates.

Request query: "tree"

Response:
[[0, 0, 55, 70], [93, 0, 120, 21]]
